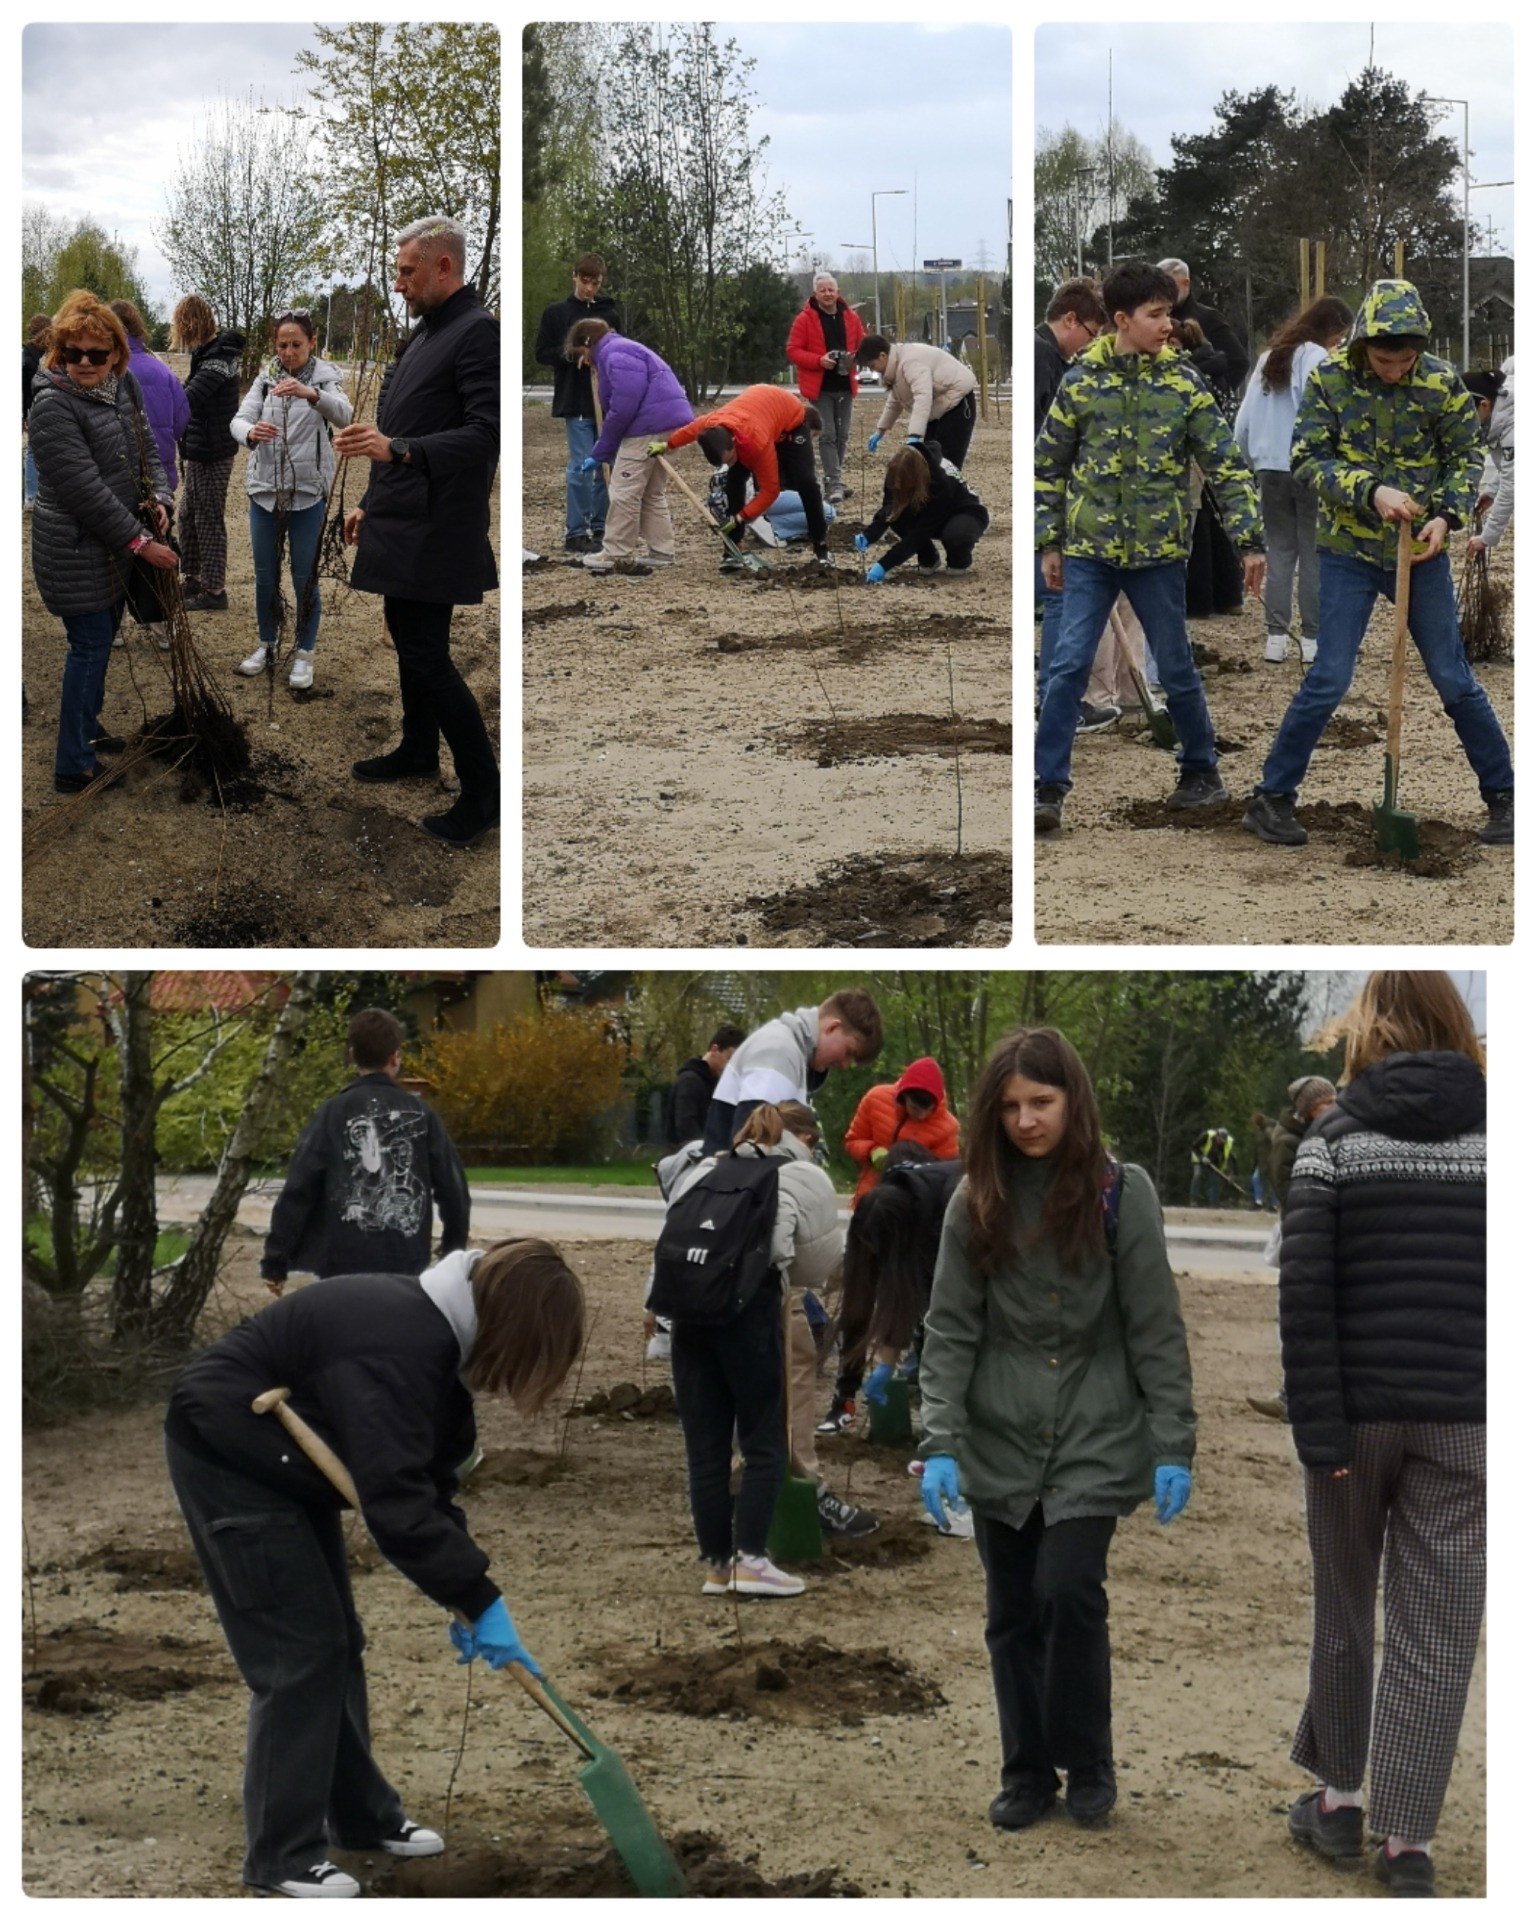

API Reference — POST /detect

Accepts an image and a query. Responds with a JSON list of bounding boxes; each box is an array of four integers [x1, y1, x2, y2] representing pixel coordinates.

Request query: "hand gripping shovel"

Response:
[[1108, 602, 1178, 749], [654, 451, 772, 574], [1373, 519, 1421, 859], [252, 1388, 689, 1898]]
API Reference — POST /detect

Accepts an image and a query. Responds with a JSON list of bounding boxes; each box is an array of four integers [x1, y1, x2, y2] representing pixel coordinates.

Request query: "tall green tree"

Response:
[[25, 215, 152, 325], [521, 22, 607, 377], [728, 260, 800, 382], [1035, 120, 1155, 297]]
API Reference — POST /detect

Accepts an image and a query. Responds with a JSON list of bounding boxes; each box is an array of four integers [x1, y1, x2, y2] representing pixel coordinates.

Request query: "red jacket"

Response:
[[786, 297, 867, 403], [667, 384, 810, 522], [844, 1057, 960, 1202]]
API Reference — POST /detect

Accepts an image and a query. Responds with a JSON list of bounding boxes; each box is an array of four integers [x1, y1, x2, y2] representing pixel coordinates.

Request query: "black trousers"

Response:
[[382, 596, 500, 811], [892, 508, 990, 574], [929, 392, 978, 470], [669, 1284, 787, 1563], [974, 1506, 1118, 1782], [727, 430, 826, 546], [165, 1434, 405, 1886]]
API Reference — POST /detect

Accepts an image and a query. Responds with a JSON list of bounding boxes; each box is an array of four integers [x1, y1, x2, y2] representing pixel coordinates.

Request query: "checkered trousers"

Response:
[[1292, 1420, 1485, 1843], [177, 455, 236, 594]]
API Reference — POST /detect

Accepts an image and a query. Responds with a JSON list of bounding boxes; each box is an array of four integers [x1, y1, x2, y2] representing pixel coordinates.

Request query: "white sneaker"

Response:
[[149, 622, 171, 652], [1299, 636, 1318, 664], [643, 552, 676, 567], [645, 1331, 672, 1361], [729, 1553, 805, 1597], [379, 1821, 444, 1859], [582, 551, 616, 572], [289, 652, 315, 690], [236, 646, 271, 676], [255, 1862, 359, 1897], [1263, 632, 1290, 663]]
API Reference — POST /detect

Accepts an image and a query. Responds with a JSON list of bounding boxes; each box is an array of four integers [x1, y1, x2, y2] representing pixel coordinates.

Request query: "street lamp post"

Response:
[[1073, 165, 1096, 277], [1426, 96, 1470, 367], [871, 189, 907, 337]]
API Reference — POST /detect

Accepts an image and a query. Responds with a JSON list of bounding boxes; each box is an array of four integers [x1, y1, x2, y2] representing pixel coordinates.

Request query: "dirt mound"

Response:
[[463, 1448, 569, 1490], [578, 1382, 678, 1419], [1113, 794, 1481, 875], [792, 713, 1011, 765], [1191, 642, 1254, 675], [801, 1510, 937, 1572], [166, 879, 323, 945], [746, 850, 1010, 946], [524, 599, 597, 627], [1321, 716, 1385, 748], [592, 1634, 943, 1726], [23, 1625, 231, 1714], [79, 1543, 204, 1593]]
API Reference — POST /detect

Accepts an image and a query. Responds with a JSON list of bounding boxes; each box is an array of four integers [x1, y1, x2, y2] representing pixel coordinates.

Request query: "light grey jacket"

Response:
[[710, 1007, 820, 1117], [874, 343, 980, 438], [1477, 371, 1513, 550], [231, 356, 353, 511]]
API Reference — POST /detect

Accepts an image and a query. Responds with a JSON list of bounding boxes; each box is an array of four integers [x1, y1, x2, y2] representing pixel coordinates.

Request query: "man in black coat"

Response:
[[1156, 258, 1250, 406], [338, 215, 500, 848], [664, 1024, 745, 1148], [533, 251, 622, 552]]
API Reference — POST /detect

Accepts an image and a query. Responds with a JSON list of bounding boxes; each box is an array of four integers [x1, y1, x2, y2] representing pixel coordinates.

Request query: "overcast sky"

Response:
[[1036, 21, 1514, 260]]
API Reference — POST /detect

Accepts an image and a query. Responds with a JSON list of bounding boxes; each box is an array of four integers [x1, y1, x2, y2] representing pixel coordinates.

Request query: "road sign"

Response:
[[923, 257, 962, 269]]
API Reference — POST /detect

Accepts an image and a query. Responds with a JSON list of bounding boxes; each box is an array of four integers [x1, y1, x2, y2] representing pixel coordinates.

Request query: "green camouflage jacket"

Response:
[[1292, 280, 1482, 568], [1035, 335, 1263, 565]]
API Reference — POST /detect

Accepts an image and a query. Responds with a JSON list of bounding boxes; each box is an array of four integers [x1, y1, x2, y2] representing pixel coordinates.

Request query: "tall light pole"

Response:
[[871, 189, 906, 337], [1426, 96, 1470, 367]]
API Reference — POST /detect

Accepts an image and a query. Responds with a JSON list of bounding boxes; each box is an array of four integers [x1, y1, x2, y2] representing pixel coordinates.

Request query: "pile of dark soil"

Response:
[[1115, 794, 1480, 877], [23, 1625, 231, 1714], [577, 1382, 678, 1419], [166, 879, 322, 945], [746, 850, 1010, 946], [78, 1544, 204, 1593], [591, 1634, 943, 1726], [792, 712, 1011, 765], [1320, 716, 1385, 749], [137, 705, 258, 807], [465, 1448, 569, 1491], [524, 599, 597, 627]]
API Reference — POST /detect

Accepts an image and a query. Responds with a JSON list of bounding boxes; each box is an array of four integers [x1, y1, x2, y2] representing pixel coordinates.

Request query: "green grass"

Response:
[[24, 1217, 191, 1266], [464, 1163, 660, 1187]]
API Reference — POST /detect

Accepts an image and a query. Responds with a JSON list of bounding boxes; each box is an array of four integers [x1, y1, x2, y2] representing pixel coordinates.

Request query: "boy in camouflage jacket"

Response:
[[1244, 280, 1513, 848], [1035, 259, 1264, 833]]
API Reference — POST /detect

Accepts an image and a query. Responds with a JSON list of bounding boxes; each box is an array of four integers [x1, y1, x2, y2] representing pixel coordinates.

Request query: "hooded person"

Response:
[[843, 1056, 961, 1202]]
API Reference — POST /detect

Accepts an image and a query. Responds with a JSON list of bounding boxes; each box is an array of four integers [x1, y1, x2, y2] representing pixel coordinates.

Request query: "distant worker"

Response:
[[1189, 1126, 1235, 1207], [786, 272, 866, 505], [664, 1024, 746, 1149], [533, 251, 621, 554], [656, 384, 831, 567]]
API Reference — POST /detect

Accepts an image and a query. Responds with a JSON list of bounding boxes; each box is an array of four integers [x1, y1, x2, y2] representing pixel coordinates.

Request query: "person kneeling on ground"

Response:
[[855, 439, 989, 582], [562, 317, 692, 575], [163, 1237, 585, 1897], [654, 384, 831, 568], [1034, 258, 1264, 835], [1243, 279, 1513, 849]]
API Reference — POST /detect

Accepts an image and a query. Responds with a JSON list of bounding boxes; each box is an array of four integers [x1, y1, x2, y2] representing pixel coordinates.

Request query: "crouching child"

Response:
[[856, 439, 989, 582], [655, 384, 830, 570]]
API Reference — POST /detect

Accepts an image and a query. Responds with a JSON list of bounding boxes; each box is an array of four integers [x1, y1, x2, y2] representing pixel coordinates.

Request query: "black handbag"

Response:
[[115, 373, 179, 621]]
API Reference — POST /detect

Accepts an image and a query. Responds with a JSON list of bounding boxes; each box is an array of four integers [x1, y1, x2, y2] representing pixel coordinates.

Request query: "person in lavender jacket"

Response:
[[562, 317, 692, 574], [109, 299, 189, 650]]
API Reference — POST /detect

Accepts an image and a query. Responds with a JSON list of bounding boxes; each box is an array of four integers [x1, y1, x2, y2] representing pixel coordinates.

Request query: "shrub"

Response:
[[413, 1010, 629, 1162]]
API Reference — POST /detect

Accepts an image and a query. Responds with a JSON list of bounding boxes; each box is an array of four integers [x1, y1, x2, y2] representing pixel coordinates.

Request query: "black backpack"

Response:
[[649, 1148, 781, 1325]]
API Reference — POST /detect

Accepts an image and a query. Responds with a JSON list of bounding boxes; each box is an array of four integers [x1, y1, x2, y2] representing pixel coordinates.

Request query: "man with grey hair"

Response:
[[336, 215, 500, 848], [1155, 256, 1249, 404], [786, 271, 866, 502]]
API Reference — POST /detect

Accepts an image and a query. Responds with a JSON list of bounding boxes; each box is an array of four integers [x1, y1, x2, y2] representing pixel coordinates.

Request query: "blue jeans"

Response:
[[1036, 556, 1215, 792], [250, 499, 326, 653], [56, 600, 125, 777], [1258, 550, 1514, 799], [24, 441, 39, 503], [1034, 551, 1063, 694], [564, 417, 608, 538]]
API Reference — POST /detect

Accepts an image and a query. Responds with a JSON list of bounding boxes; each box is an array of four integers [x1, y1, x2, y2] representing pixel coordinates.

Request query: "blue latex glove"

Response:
[[920, 1455, 960, 1527], [865, 563, 886, 585], [578, 455, 598, 473], [454, 1597, 543, 1676], [906, 435, 924, 445], [897, 1353, 920, 1380], [866, 431, 883, 452], [1154, 1464, 1192, 1526], [863, 1361, 895, 1406], [853, 532, 869, 553]]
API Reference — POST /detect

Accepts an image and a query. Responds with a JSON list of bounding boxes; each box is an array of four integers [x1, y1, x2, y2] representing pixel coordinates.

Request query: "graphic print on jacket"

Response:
[[341, 1099, 429, 1237]]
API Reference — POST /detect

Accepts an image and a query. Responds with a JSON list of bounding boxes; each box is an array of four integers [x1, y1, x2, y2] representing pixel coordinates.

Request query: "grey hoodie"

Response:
[[707, 1008, 821, 1144]]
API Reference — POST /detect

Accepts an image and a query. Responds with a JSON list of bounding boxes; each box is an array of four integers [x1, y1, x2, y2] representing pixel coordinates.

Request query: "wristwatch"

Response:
[[389, 438, 411, 464]]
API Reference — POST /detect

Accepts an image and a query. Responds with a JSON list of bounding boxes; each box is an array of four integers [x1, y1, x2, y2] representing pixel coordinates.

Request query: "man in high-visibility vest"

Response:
[[1190, 1125, 1236, 1206]]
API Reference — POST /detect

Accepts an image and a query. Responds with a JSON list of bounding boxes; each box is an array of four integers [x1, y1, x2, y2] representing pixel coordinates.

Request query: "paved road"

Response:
[[158, 1178, 1273, 1275]]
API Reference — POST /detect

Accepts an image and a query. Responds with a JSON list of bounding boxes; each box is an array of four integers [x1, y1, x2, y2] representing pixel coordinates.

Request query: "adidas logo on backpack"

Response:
[[650, 1149, 781, 1325]]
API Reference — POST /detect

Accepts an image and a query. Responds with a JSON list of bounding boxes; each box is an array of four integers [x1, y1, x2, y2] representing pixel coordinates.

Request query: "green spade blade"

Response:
[[537, 1681, 691, 1898], [1373, 751, 1420, 859]]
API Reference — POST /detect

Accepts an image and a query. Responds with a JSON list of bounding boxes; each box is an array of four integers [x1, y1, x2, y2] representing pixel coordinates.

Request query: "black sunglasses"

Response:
[[62, 346, 112, 366]]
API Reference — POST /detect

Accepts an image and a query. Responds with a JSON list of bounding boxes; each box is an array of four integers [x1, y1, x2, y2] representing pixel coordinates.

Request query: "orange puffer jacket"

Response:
[[666, 384, 810, 521], [844, 1057, 960, 1202]]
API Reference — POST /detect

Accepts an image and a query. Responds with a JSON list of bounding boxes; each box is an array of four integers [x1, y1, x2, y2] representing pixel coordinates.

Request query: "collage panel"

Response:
[[21, 966, 1486, 1897], [1032, 23, 1514, 945], [521, 21, 1013, 950], [21, 23, 502, 951]]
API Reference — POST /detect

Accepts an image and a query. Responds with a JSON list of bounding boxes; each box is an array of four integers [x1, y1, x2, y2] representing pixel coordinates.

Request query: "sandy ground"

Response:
[[22, 376, 500, 949], [22, 1230, 1485, 1898], [1035, 541, 1514, 945], [521, 403, 1013, 948]]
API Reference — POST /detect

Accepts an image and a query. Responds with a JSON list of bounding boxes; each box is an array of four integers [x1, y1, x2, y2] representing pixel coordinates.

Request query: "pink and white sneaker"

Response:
[[701, 1560, 731, 1597], [729, 1553, 805, 1597]]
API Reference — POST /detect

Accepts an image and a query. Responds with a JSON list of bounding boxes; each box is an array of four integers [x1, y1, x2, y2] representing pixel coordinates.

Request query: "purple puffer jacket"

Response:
[[127, 338, 191, 491], [590, 334, 692, 466]]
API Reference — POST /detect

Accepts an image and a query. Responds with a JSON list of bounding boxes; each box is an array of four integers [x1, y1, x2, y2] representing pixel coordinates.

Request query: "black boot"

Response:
[[352, 745, 440, 784]]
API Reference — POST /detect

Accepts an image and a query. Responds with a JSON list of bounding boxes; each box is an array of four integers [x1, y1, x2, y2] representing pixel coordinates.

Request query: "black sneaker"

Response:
[[1035, 785, 1066, 833], [988, 1771, 1060, 1832], [563, 532, 600, 553], [1166, 767, 1228, 809], [815, 1396, 856, 1436], [813, 544, 832, 567], [1478, 791, 1513, 845], [1288, 1788, 1364, 1861], [378, 1820, 445, 1859], [352, 747, 440, 784], [1375, 1844, 1436, 1897], [1077, 701, 1119, 734], [1243, 790, 1308, 846], [1065, 1761, 1117, 1826], [91, 734, 128, 754], [183, 590, 229, 612], [53, 764, 107, 795], [816, 1485, 879, 1537], [252, 1861, 360, 1897], [420, 798, 500, 848]]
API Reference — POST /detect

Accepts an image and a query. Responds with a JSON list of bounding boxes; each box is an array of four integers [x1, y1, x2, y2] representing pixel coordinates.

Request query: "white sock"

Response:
[[1384, 1835, 1430, 1858], [1320, 1785, 1363, 1811]]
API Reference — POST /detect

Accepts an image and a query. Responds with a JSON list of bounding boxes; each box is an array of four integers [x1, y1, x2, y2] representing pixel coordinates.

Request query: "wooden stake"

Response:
[[976, 276, 988, 420]]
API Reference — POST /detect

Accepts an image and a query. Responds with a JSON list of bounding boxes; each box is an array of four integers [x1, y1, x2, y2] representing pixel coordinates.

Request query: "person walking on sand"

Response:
[[340, 215, 500, 849], [171, 294, 245, 612], [786, 272, 866, 504], [562, 317, 691, 575]]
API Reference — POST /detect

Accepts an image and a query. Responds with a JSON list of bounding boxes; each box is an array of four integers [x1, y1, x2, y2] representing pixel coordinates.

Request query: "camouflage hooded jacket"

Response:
[[1291, 280, 1482, 569], [1035, 335, 1262, 565]]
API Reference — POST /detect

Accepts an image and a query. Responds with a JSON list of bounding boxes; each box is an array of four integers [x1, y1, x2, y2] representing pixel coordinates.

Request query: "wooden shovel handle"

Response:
[[655, 452, 759, 566], [1386, 518, 1414, 770]]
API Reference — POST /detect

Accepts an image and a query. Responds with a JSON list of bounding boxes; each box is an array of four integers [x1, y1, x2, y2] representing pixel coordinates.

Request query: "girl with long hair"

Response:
[[1279, 972, 1485, 1897], [919, 1028, 1194, 1834], [855, 440, 989, 581]]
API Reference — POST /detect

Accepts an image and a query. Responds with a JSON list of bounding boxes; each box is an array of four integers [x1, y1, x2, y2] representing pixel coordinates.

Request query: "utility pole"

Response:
[[871, 188, 907, 337]]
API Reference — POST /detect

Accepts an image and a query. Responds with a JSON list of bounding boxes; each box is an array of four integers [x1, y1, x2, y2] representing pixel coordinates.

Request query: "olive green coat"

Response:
[[918, 1159, 1195, 1524]]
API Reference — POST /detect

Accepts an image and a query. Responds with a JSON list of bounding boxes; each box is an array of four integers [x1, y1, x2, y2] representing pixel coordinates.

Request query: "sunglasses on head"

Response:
[[62, 346, 112, 366]]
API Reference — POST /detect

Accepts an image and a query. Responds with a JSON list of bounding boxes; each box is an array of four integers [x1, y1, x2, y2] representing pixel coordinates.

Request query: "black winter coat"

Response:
[[867, 439, 988, 569], [164, 1268, 497, 1619], [1278, 1050, 1486, 1470], [181, 328, 246, 464], [533, 291, 623, 417], [22, 341, 43, 420], [350, 286, 498, 604], [27, 367, 170, 617], [665, 1058, 716, 1149], [261, 1072, 470, 1281], [1034, 322, 1071, 437], [1172, 290, 1248, 402]]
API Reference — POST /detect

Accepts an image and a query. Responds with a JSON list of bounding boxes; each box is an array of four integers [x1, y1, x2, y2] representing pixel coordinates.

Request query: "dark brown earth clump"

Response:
[[793, 713, 1012, 765], [747, 850, 1011, 946]]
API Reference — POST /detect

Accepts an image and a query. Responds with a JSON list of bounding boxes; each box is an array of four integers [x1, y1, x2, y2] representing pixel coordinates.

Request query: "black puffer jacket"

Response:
[[27, 366, 170, 616], [1278, 1050, 1485, 1469], [181, 327, 245, 464], [866, 439, 988, 569]]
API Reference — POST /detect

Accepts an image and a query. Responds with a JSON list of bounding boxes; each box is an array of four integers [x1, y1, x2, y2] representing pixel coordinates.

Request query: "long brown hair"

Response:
[[467, 1238, 586, 1412], [965, 1029, 1107, 1275], [1332, 972, 1484, 1082], [885, 446, 932, 522], [1262, 295, 1355, 390], [170, 295, 217, 351]]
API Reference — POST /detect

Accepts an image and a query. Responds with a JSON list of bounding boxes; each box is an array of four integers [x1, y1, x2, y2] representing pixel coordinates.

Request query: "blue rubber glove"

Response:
[[579, 455, 598, 473], [865, 563, 886, 585], [866, 431, 883, 452], [448, 1617, 475, 1660], [897, 1353, 920, 1380], [906, 435, 924, 445], [1154, 1465, 1192, 1526], [920, 1455, 960, 1527], [455, 1597, 543, 1676], [863, 1361, 895, 1406], [853, 532, 869, 553]]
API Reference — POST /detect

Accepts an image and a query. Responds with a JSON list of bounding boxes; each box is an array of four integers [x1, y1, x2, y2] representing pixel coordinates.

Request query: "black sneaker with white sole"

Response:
[[1035, 785, 1066, 833], [253, 1862, 360, 1898], [815, 1396, 856, 1436], [816, 1485, 880, 1537], [379, 1821, 445, 1859], [1166, 767, 1228, 809], [1243, 790, 1308, 845], [1076, 701, 1119, 734]]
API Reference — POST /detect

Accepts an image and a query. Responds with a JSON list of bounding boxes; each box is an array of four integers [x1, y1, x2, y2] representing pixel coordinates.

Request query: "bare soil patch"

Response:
[[746, 849, 1012, 947], [522, 404, 1011, 946], [1113, 795, 1481, 880], [791, 712, 1012, 765], [592, 1635, 944, 1726]]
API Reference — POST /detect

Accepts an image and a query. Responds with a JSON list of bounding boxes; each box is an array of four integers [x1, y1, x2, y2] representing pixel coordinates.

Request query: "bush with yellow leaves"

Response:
[[411, 1007, 629, 1162]]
